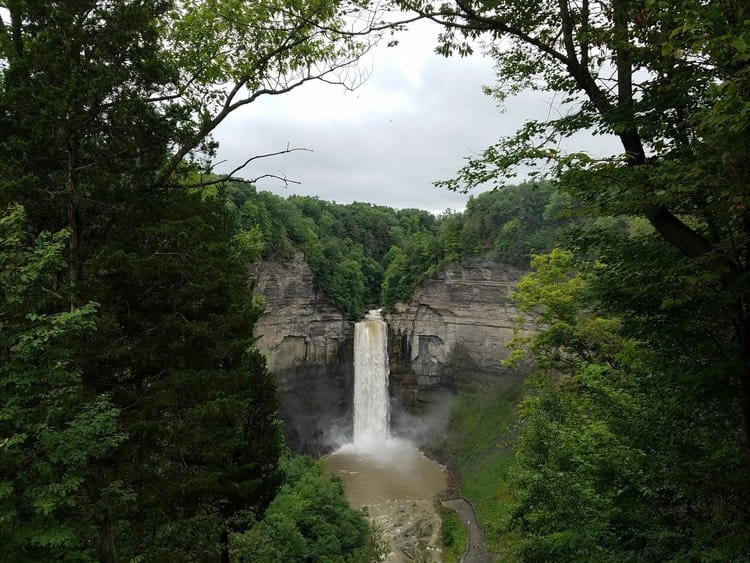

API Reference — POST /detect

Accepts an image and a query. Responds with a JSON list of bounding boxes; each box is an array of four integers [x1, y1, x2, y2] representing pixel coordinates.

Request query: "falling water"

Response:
[[353, 309, 390, 446], [327, 309, 447, 561]]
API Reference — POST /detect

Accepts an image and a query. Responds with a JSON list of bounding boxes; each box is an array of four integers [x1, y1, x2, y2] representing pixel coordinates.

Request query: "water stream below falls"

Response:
[[325, 310, 447, 562]]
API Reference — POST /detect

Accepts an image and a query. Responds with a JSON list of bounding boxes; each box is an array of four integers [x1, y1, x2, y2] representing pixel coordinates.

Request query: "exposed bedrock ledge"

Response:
[[249, 252, 354, 455]]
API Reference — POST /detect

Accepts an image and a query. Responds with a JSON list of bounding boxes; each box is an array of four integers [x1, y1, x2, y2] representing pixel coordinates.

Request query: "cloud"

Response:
[[213, 22, 621, 214]]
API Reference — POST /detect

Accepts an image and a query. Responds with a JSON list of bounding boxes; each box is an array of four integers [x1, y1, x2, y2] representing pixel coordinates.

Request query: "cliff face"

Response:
[[249, 252, 354, 454], [250, 253, 528, 454], [385, 259, 529, 418]]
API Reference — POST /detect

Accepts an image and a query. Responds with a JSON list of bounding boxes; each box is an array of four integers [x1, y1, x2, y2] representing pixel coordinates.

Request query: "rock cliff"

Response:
[[385, 259, 529, 421], [250, 254, 529, 454], [249, 252, 354, 454]]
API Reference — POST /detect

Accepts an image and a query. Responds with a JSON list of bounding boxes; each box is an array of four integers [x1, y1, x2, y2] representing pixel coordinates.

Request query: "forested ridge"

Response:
[[225, 180, 566, 318], [2, 0, 749, 562]]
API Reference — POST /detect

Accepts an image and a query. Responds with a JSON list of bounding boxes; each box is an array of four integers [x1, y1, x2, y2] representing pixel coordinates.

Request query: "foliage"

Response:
[[395, 0, 750, 473], [0, 0, 379, 557], [103, 190, 288, 561], [0, 204, 113, 560], [439, 505, 468, 563], [230, 454, 382, 562], [382, 2, 750, 557], [379, 182, 568, 308], [225, 184, 441, 317], [380, 233, 443, 309], [225, 181, 567, 314], [442, 384, 524, 556], [460, 182, 567, 265], [0, 189, 286, 560], [505, 248, 750, 561]]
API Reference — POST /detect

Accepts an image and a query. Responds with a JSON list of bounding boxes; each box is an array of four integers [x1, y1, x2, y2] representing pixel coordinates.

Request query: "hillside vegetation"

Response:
[[224, 181, 568, 317], [3, 0, 749, 561]]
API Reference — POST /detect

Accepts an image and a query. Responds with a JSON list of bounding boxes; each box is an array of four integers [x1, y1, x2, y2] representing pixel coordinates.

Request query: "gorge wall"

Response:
[[384, 259, 529, 445], [249, 252, 354, 454], [250, 254, 529, 453]]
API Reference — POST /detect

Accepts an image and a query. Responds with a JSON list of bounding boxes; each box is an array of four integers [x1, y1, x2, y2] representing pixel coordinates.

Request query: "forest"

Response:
[[225, 180, 567, 317], [1, 0, 749, 562]]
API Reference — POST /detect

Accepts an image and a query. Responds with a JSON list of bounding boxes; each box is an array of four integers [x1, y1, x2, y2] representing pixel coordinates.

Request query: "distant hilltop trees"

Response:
[[225, 180, 573, 317]]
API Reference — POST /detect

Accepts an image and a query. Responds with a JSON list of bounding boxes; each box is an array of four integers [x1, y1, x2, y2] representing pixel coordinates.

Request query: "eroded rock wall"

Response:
[[250, 253, 529, 454], [249, 252, 354, 454], [385, 259, 529, 418]]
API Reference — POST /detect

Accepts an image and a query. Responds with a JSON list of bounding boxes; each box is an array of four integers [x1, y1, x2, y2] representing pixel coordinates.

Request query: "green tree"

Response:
[[461, 182, 565, 265], [230, 455, 381, 562], [81, 189, 284, 562], [396, 0, 750, 468], [380, 232, 443, 309], [0, 204, 115, 561], [437, 210, 464, 262], [0, 0, 382, 559], [506, 248, 749, 560]]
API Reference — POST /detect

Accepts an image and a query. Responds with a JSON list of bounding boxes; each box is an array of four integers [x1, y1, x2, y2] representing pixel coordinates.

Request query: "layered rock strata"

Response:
[[385, 259, 529, 422], [249, 252, 354, 454], [250, 254, 529, 453]]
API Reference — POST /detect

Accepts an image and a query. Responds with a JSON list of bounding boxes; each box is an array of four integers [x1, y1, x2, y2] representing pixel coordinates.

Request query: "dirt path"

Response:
[[440, 497, 492, 563]]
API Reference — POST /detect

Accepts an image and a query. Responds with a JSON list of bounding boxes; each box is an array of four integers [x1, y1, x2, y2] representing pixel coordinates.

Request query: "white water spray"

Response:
[[353, 309, 390, 447], [328, 311, 448, 560]]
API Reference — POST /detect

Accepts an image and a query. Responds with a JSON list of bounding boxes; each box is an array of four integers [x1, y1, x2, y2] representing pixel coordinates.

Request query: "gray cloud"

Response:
[[213, 27, 621, 213]]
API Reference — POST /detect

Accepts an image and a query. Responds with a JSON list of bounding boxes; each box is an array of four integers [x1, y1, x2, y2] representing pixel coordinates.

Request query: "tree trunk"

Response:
[[67, 201, 81, 284], [96, 513, 118, 563], [67, 148, 81, 309], [219, 527, 230, 563]]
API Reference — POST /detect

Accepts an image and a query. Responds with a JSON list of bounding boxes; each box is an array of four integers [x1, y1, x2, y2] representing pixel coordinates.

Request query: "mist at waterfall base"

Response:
[[326, 310, 447, 560], [334, 309, 431, 465]]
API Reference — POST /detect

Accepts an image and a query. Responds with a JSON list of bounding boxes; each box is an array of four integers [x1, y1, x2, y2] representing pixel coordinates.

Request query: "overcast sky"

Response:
[[214, 21, 620, 214]]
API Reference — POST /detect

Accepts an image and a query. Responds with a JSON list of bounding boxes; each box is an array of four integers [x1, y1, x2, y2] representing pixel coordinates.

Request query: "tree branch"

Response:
[[245, 173, 302, 187], [181, 147, 313, 189], [448, 0, 573, 66], [581, 0, 590, 68], [612, 0, 645, 164], [413, 1, 720, 264], [10, 5, 23, 58], [644, 207, 716, 260], [558, 0, 580, 66], [150, 10, 375, 191]]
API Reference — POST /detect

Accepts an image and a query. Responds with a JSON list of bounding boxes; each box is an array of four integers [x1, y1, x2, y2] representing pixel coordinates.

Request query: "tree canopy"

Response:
[[224, 181, 567, 316], [392, 0, 750, 467], [389, 0, 750, 558], [0, 1, 386, 560], [2, 0, 748, 560]]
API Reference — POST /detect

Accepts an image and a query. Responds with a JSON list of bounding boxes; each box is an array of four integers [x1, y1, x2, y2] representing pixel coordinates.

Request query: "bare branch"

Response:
[[180, 147, 313, 190], [175, 145, 313, 188], [295, 11, 425, 37], [225, 146, 313, 178], [151, 12, 364, 190], [246, 173, 302, 187]]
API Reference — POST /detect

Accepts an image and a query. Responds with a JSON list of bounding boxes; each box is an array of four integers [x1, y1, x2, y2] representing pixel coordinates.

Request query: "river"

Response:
[[325, 438, 447, 561]]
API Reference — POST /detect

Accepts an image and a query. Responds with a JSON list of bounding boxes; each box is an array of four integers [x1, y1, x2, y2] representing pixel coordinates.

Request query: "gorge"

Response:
[[247, 245, 533, 560], [249, 252, 529, 454], [326, 309, 448, 562]]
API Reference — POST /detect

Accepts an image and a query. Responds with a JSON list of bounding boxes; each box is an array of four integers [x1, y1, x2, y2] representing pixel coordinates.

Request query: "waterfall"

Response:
[[353, 309, 390, 446]]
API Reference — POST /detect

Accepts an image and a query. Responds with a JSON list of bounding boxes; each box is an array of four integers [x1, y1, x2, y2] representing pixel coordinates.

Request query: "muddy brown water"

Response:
[[325, 438, 448, 562]]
